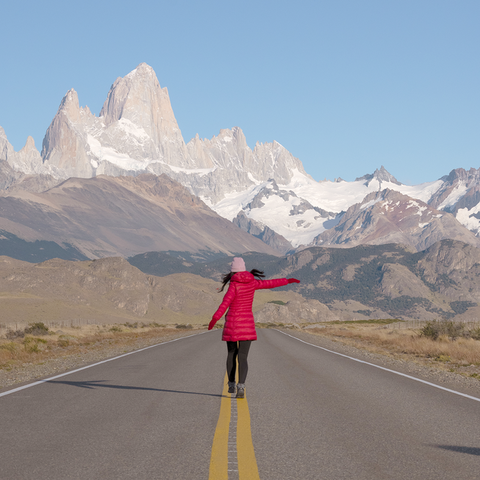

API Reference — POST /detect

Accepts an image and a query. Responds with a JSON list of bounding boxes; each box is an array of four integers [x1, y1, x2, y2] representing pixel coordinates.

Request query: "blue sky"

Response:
[[1, 0, 479, 185]]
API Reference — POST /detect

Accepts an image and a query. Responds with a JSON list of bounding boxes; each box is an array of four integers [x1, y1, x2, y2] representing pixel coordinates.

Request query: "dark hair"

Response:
[[219, 269, 265, 292]]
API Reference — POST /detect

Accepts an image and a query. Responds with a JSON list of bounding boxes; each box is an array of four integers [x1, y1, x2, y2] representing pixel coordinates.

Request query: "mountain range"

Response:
[[1, 62, 480, 258]]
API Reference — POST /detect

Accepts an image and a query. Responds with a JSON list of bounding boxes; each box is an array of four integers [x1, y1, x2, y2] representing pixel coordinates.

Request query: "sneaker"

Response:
[[228, 382, 236, 394], [236, 383, 245, 399]]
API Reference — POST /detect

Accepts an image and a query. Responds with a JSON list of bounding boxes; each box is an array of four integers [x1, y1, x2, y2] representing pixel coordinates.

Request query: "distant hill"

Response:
[[127, 251, 282, 280], [0, 174, 279, 261], [129, 240, 480, 321], [0, 256, 300, 330]]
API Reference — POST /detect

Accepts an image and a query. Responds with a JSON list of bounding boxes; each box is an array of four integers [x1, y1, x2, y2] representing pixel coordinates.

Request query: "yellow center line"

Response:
[[209, 374, 260, 480], [209, 376, 231, 479], [236, 392, 260, 479]]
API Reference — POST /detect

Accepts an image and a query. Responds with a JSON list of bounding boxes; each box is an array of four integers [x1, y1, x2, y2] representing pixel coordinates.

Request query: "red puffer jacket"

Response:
[[212, 271, 289, 341]]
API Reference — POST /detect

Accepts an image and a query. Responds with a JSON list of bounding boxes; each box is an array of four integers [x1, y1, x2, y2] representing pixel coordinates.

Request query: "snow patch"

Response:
[[117, 118, 149, 140], [438, 182, 469, 210], [248, 172, 261, 184], [406, 200, 428, 216], [361, 198, 383, 210], [457, 205, 480, 233], [168, 165, 217, 177]]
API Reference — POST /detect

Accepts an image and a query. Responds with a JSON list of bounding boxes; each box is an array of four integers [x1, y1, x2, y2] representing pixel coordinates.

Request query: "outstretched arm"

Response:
[[255, 278, 300, 290]]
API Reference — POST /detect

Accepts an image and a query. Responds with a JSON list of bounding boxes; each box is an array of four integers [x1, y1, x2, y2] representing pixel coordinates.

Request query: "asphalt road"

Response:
[[1, 329, 480, 479]]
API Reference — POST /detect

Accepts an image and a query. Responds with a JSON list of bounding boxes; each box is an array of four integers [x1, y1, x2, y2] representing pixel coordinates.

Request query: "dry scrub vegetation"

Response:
[[0, 321, 201, 374], [304, 320, 480, 379]]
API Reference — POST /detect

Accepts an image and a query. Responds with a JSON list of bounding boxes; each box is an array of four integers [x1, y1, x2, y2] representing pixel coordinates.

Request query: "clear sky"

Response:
[[1, 0, 479, 185]]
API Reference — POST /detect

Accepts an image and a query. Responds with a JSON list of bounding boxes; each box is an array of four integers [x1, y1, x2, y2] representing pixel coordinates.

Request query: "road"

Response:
[[1, 329, 479, 479]]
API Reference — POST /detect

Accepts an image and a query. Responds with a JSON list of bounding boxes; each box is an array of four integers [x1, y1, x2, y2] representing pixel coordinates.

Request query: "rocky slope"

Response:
[[428, 168, 480, 236], [310, 189, 480, 252]]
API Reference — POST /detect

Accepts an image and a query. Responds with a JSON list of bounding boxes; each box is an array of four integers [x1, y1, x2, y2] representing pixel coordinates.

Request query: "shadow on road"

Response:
[[433, 445, 480, 456], [46, 379, 229, 398]]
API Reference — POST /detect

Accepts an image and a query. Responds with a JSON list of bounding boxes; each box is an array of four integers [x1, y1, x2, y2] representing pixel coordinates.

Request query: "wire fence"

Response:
[[0, 318, 98, 337], [388, 319, 480, 330]]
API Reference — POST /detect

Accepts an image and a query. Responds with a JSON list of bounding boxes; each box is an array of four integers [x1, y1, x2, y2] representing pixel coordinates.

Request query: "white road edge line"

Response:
[[0, 331, 207, 398], [275, 329, 480, 403]]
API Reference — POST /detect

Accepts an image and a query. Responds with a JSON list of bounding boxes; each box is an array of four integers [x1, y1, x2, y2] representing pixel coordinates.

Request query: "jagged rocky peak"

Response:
[[0, 127, 43, 177], [41, 88, 95, 178], [59, 89, 82, 121], [232, 210, 293, 254], [252, 139, 311, 184], [0, 126, 15, 161], [443, 167, 480, 186], [22, 136, 36, 151], [100, 62, 185, 148], [356, 165, 401, 187], [428, 167, 480, 214], [15, 136, 42, 173], [218, 127, 248, 146]]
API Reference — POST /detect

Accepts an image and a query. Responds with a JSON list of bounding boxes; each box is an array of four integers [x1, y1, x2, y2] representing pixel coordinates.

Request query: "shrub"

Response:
[[109, 326, 122, 333], [149, 322, 163, 328], [469, 327, 480, 341], [6, 329, 25, 339], [175, 324, 193, 329], [0, 342, 18, 354], [420, 321, 440, 340], [123, 322, 140, 329], [24, 322, 49, 336], [420, 320, 465, 341], [23, 336, 48, 353], [57, 335, 74, 347], [444, 321, 464, 341]]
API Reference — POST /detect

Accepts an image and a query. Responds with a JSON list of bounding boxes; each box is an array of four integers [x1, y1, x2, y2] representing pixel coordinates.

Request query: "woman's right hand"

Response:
[[208, 318, 217, 330]]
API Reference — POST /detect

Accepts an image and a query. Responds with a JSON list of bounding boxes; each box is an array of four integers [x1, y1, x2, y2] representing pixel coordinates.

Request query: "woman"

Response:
[[208, 257, 300, 398]]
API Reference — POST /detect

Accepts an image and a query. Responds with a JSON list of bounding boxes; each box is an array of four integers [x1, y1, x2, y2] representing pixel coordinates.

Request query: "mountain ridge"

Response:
[[0, 174, 279, 260]]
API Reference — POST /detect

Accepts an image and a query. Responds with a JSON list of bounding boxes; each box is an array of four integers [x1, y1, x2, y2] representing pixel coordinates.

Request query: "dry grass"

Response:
[[0, 322, 202, 372], [305, 322, 480, 378]]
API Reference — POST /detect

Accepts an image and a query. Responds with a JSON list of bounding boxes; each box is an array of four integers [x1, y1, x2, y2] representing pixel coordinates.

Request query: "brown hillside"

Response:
[[0, 256, 299, 331], [0, 173, 279, 258]]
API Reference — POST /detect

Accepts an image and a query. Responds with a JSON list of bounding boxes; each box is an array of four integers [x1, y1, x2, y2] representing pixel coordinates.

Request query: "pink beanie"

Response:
[[231, 257, 246, 272]]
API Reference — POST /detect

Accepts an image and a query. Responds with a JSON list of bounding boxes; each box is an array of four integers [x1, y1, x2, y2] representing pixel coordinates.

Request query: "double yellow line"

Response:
[[209, 374, 260, 479]]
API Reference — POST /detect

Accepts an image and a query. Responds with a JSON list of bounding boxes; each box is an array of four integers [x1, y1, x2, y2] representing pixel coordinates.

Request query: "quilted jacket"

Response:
[[212, 271, 289, 341]]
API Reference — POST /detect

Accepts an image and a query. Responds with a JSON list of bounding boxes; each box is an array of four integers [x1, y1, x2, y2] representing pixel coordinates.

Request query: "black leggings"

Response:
[[226, 341, 252, 384]]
